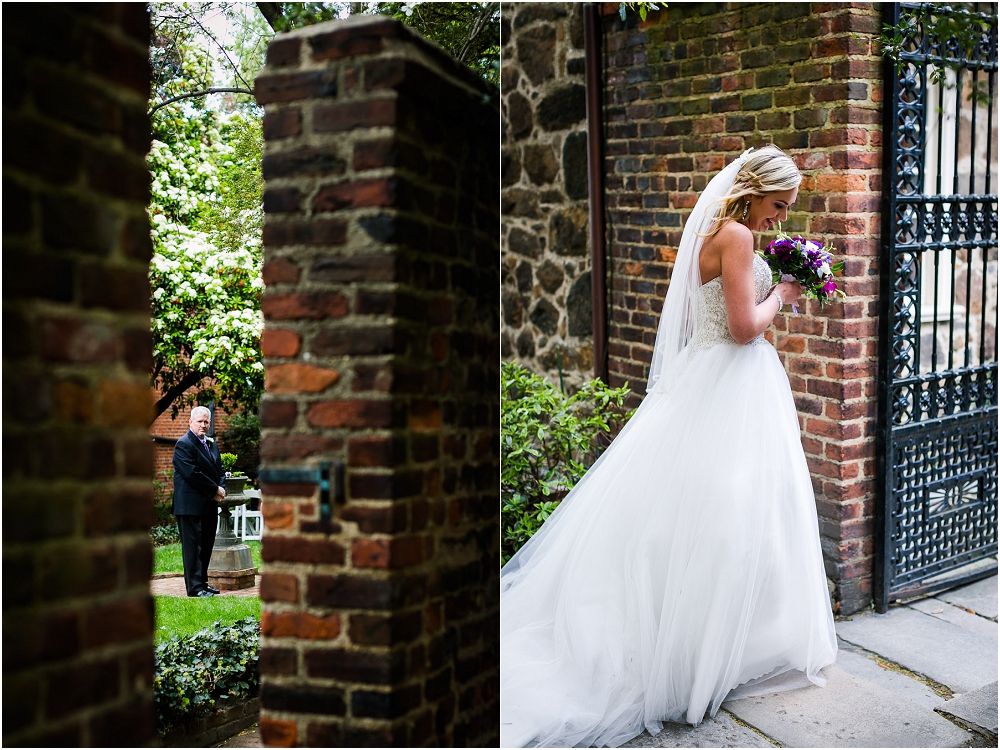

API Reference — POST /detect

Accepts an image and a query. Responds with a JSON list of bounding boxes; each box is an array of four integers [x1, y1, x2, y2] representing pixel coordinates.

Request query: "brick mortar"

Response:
[[256, 15, 498, 746]]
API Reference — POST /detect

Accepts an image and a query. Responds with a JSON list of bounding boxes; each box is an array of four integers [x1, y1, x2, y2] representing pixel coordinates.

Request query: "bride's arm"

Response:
[[719, 223, 789, 345]]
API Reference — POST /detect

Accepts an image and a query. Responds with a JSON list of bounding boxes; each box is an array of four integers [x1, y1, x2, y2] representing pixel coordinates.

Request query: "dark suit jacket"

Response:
[[172, 430, 223, 516]]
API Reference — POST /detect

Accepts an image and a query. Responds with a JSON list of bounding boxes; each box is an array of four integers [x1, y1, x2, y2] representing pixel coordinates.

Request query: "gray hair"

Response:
[[190, 406, 211, 420]]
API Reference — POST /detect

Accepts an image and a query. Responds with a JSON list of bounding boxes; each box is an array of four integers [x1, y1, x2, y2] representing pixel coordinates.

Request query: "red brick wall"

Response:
[[3, 4, 157, 745], [254, 16, 499, 746], [598, 2, 882, 614]]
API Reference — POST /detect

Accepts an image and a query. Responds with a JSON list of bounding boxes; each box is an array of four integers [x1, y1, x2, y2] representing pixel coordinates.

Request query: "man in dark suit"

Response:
[[172, 406, 226, 597]]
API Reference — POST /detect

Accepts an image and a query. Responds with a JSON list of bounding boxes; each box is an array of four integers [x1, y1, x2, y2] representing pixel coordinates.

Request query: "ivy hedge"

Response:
[[501, 362, 633, 565], [154, 616, 259, 733]]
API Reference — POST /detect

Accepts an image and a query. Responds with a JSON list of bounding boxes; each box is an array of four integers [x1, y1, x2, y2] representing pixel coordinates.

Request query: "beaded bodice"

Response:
[[689, 254, 772, 352]]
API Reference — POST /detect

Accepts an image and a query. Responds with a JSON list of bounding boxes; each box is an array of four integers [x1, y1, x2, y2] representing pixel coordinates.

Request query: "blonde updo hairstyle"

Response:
[[700, 145, 802, 238]]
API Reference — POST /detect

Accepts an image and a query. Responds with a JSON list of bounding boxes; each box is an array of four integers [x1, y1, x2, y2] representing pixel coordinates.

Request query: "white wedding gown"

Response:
[[500, 254, 838, 748]]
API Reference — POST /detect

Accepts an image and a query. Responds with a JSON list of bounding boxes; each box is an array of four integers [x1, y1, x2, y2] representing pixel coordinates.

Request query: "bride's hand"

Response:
[[775, 280, 802, 304]]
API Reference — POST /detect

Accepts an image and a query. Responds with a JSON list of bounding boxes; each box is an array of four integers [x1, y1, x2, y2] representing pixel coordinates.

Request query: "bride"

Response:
[[500, 146, 838, 748]]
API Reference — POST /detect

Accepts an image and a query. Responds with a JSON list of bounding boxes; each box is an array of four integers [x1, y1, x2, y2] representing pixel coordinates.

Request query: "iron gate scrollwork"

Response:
[[876, 2, 998, 612]]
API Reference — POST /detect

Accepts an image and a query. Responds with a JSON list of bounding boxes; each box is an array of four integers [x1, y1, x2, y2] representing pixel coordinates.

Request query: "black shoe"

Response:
[[205, 586, 221, 595], [194, 589, 216, 597]]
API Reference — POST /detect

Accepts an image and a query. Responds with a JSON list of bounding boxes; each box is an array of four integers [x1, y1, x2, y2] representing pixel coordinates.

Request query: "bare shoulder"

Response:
[[713, 221, 754, 263], [714, 220, 754, 254]]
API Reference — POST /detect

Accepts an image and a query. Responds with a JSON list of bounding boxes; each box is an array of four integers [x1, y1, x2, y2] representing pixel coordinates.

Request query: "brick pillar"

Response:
[[2, 4, 156, 746], [254, 16, 499, 747], [597, 2, 883, 614]]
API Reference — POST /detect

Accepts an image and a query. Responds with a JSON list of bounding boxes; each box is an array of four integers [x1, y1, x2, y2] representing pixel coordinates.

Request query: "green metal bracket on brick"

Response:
[[258, 462, 345, 528]]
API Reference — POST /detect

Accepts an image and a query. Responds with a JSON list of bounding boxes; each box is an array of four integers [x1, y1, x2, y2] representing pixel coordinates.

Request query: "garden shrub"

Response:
[[150, 523, 181, 547], [501, 361, 633, 565], [154, 616, 259, 734]]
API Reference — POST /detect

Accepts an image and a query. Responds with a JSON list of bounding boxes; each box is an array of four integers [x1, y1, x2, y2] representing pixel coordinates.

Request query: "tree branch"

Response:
[[153, 369, 207, 422], [181, 7, 254, 91], [256, 2, 284, 32], [456, 2, 498, 63], [149, 87, 253, 116]]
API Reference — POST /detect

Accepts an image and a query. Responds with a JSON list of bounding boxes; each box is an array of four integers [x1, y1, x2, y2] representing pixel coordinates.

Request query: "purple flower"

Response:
[[822, 280, 838, 293]]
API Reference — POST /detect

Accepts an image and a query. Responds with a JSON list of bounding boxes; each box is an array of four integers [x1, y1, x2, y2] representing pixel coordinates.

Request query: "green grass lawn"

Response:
[[153, 540, 262, 574], [153, 539, 263, 643], [154, 595, 261, 643]]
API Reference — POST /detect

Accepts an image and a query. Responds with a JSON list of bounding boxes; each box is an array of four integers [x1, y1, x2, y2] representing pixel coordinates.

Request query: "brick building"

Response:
[[501, 1, 996, 616], [4, 5, 499, 747], [252, 17, 500, 744]]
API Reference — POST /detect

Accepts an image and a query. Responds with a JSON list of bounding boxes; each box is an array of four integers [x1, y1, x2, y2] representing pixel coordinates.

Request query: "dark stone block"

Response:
[[515, 261, 533, 293], [530, 298, 559, 336], [522, 143, 558, 185], [516, 329, 535, 358], [562, 131, 588, 200], [500, 188, 539, 219], [501, 290, 523, 328], [567, 271, 593, 337], [549, 205, 588, 256], [516, 25, 556, 85], [536, 84, 586, 131], [501, 147, 521, 188], [535, 260, 564, 293], [514, 3, 567, 29], [507, 91, 533, 139]]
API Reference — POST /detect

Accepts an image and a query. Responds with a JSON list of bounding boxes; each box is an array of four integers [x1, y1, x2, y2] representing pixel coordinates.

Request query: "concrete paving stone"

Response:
[[936, 681, 999, 738], [938, 575, 999, 620], [214, 723, 262, 748], [836, 607, 997, 694], [619, 712, 774, 748], [834, 641, 944, 710], [909, 598, 998, 642], [723, 665, 972, 748]]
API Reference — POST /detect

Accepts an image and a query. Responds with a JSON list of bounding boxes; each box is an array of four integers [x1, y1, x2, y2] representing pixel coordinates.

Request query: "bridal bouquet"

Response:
[[760, 230, 845, 315]]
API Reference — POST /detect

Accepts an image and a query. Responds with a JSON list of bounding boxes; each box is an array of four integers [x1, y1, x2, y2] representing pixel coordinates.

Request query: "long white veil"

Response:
[[645, 148, 753, 393]]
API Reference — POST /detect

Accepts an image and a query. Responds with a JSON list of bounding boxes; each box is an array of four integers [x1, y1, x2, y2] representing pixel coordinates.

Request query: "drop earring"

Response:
[[742, 198, 750, 222]]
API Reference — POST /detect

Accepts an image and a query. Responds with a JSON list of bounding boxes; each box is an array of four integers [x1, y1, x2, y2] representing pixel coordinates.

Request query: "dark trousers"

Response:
[[176, 507, 218, 596]]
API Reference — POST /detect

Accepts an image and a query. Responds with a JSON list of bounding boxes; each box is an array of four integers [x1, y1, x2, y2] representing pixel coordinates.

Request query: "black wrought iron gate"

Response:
[[876, 2, 999, 612]]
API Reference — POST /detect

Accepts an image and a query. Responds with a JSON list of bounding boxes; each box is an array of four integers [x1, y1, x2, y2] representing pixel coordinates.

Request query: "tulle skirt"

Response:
[[500, 340, 838, 748]]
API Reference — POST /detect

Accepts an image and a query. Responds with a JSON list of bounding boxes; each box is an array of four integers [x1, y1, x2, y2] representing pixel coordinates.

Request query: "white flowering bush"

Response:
[[148, 11, 265, 419]]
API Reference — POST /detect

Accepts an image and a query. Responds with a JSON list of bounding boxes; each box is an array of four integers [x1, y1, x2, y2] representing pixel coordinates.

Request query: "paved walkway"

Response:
[[623, 569, 998, 748], [214, 723, 262, 748], [151, 573, 261, 597]]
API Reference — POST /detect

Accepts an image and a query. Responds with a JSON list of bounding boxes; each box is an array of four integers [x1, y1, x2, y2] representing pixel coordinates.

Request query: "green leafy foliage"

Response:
[[220, 412, 261, 475], [150, 524, 182, 547], [619, 2, 661, 22], [264, 2, 500, 86], [879, 4, 993, 106], [501, 362, 633, 565], [148, 5, 265, 420], [154, 615, 259, 732], [220, 452, 238, 472]]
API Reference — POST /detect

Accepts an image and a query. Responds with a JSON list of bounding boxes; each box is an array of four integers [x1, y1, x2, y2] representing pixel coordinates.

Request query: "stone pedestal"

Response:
[[208, 487, 256, 591]]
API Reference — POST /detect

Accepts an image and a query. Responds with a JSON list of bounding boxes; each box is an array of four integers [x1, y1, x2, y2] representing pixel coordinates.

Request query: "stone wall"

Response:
[[3, 3, 157, 745], [597, 2, 884, 614], [501, 2, 594, 392], [254, 16, 499, 746]]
